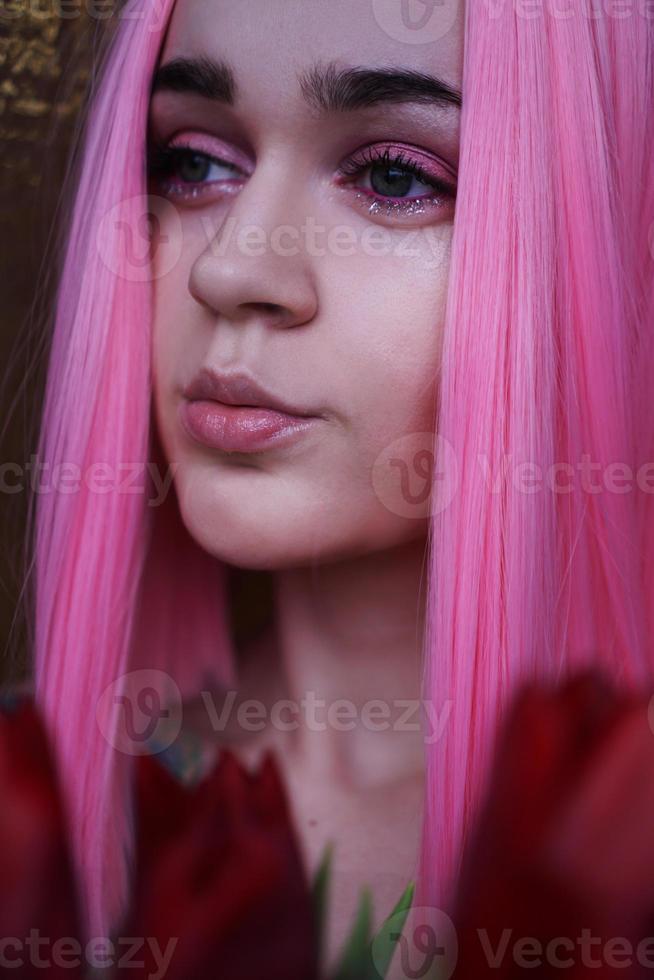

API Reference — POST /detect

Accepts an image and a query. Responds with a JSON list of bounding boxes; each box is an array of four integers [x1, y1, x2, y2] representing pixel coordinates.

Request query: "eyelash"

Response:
[[146, 139, 456, 216], [337, 144, 455, 213]]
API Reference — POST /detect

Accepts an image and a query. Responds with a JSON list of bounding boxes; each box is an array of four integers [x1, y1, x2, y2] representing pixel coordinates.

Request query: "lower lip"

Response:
[[179, 399, 320, 453]]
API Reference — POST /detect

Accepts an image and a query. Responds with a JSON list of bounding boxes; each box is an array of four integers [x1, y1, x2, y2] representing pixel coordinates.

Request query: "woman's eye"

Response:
[[147, 139, 456, 218], [337, 145, 456, 217], [361, 162, 432, 198], [147, 143, 243, 200]]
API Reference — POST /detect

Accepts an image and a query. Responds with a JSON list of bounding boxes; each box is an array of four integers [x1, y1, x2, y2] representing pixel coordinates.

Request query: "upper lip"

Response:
[[182, 367, 316, 418]]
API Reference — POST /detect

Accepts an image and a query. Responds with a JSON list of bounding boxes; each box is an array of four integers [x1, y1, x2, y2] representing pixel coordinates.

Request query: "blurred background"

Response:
[[0, 0, 101, 686]]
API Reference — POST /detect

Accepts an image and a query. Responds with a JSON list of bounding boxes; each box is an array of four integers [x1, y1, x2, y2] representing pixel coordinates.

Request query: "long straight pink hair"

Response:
[[29, 0, 654, 944], [418, 0, 654, 913]]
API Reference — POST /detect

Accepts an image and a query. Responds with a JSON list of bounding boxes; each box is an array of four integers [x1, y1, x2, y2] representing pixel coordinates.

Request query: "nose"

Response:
[[187, 163, 319, 330]]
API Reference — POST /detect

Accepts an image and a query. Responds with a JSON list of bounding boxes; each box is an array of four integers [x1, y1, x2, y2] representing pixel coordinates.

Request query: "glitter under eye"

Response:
[[337, 144, 457, 216], [352, 191, 450, 217]]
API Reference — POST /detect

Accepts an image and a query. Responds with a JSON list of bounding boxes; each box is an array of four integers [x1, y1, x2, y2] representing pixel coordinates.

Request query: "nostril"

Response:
[[244, 301, 289, 325]]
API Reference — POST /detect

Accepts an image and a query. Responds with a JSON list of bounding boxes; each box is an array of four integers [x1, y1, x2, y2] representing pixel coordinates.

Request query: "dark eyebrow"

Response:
[[298, 61, 461, 112], [151, 55, 237, 103], [150, 56, 462, 112]]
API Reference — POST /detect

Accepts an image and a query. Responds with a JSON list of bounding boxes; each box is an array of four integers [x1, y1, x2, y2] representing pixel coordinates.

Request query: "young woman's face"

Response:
[[148, 0, 463, 569]]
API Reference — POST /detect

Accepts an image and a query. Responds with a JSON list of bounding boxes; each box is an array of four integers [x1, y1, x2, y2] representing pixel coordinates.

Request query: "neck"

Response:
[[269, 536, 428, 790]]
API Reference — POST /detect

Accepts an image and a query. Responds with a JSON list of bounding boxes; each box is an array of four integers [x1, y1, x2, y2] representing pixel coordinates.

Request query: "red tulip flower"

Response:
[[0, 690, 319, 980], [0, 695, 83, 979], [10, 668, 651, 980], [115, 744, 320, 980], [451, 669, 654, 979]]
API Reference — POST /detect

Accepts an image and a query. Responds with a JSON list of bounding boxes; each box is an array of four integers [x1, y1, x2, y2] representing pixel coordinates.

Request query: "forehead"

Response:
[[158, 0, 465, 102]]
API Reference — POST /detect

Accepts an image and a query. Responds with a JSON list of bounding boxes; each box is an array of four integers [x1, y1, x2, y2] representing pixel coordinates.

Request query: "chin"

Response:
[[175, 473, 426, 572], [174, 473, 315, 569]]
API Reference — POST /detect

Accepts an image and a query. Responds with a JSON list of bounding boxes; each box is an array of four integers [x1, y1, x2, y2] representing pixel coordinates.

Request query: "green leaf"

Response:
[[311, 841, 334, 971], [370, 880, 415, 978], [329, 886, 373, 980]]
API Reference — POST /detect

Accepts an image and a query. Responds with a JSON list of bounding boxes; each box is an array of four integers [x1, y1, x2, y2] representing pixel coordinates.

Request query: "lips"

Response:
[[182, 367, 315, 419], [179, 367, 322, 453]]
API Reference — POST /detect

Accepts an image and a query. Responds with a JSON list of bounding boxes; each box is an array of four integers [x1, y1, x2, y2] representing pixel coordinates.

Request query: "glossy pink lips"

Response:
[[179, 399, 319, 453]]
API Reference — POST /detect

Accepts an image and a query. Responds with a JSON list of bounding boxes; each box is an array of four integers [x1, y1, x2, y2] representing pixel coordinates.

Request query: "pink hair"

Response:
[[28, 0, 654, 944], [30, 0, 235, 939], [418, 1, 654, 914]]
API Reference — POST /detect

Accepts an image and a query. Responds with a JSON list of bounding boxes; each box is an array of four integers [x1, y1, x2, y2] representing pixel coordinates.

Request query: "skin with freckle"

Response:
[[148, 0, 463, 974]]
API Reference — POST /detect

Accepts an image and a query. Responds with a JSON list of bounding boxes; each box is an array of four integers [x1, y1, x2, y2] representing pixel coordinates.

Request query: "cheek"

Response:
[[150, 278, 183, 464], [342, 313, 443, 530], [294, 243, 450, 549], [150, 235, 205, 455], [324, 229, 451, 456]]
